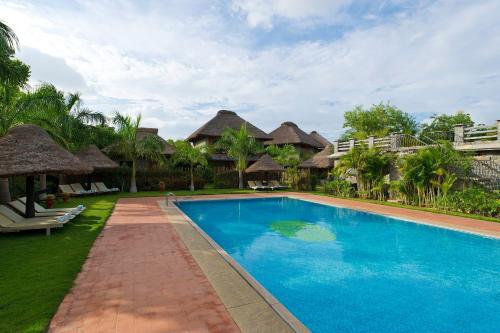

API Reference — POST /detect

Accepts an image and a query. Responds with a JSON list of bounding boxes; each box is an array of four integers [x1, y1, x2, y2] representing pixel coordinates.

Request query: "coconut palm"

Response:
[[218, 124, 263, 189], [170, 140, 207, 191], [112, 112, 165, 192]]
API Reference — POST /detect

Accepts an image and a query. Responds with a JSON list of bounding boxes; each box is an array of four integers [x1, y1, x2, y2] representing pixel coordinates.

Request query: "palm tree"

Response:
[[218, 124, 263, 189], [0, 20, 18, 52], [266, 144, 301, 189], [112, 112, 165, 192], [170, 140, 207, 191]]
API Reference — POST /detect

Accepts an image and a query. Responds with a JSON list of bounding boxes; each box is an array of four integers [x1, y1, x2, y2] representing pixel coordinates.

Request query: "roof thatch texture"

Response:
[[187, 110, 271, 142], [245, 154, 284, 173], [75, 145, 119, 170], [309, 131, 331, 148], [137, 128, 175, 155], [300, 145, 335, 169], [265, 122, 323, 148], [0, 124, 93, 177], [209, 153, 259, 162]]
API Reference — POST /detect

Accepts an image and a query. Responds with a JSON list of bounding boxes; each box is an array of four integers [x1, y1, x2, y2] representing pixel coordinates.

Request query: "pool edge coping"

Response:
[[159, 197, 310, 333]]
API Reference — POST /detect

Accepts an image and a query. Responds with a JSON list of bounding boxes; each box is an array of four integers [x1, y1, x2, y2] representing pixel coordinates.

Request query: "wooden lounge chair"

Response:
[[270, 180, 288, 190], [70, 183, 97, 195], [248, 181, 265, 190], [90, 183, 105, 194], [8, 201, 75, 219], [0, 206, 66, 236], [18, 197, 85, 215], [95, 182, 119, 193], [59, 184, 83, 197], [255, 180, 272, 190]]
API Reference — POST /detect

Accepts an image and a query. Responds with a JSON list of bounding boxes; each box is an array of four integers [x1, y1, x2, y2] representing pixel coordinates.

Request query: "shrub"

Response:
[[213, 170, 239, 188], [447, 188, 500, 217], [324, 179, 354, 197]]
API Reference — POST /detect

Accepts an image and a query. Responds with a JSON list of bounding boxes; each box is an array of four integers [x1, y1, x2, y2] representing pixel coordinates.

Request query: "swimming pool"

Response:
[[177, 197, 500, 333]]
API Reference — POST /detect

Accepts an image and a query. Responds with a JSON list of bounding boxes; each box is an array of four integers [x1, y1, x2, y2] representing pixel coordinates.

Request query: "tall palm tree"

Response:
[[0, 20, 18, 52], [112, 112, 165, 192], [170, 140, 207, 191], [218, 124, 263, 189]]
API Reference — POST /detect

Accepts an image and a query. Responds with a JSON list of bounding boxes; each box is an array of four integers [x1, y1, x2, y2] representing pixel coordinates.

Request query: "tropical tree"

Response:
[[218, 124, 263, 189], [341, 102, 418, 140], [419, 111, 474, 141], [112, 113, 165, 192], [266, 144, 301, 189], [170, 140, 207, 191]]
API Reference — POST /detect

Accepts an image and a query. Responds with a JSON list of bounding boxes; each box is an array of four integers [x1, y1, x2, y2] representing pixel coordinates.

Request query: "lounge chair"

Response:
[[255, 180, 272, 190], [94, 182, 119, 193], [270, 180, 288, 190], [90, 183, 105, 194], [59, 184, 83, 197], [0, 206, 68, 235], [248, 181, 266, 190], [18, 197, 85, 215], [8, 201, 75, 220], [70, 183, 97, 195]]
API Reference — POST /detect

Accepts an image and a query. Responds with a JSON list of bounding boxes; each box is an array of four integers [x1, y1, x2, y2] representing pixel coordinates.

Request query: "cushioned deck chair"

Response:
[[8, 201, 75, 219], [270, 180, 288, 189], [18, 197, 85, 215], [95, 182, 119, 193], [90, 183, 105, 194], [247, 181, 261, 190], [0, 206, 66, 236], [70, 183, 97, 195], [255, 180, 272, 190], [59, 184, 82, 197]]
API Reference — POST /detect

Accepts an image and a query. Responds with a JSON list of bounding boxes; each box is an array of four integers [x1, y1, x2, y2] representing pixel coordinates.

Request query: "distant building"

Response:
[[187, 110, 271, 169], [265, 122, 323, 156], [309, 131, 331, 148]]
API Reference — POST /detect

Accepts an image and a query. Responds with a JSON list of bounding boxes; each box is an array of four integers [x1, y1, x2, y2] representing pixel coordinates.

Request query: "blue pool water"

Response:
[[177, 197, 500, 333]]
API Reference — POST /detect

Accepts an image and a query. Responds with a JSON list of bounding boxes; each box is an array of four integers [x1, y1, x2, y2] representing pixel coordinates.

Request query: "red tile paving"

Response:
[[49, 197, 240, 333]]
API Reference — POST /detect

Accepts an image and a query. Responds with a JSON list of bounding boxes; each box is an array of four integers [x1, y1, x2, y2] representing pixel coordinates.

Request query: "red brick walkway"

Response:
[[49, 197, 240, 333]]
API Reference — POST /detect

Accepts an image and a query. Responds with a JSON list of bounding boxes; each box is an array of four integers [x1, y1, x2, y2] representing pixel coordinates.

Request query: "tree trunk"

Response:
[[130, 159, 137, 193], [238, 170, 244, 189], [39, 174, 47, 200], [190, 166, 194, 191], [0, 177, 11, 204]]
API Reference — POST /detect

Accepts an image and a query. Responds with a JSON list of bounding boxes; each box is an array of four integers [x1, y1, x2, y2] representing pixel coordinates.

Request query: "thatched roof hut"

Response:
[[300, 145, 335, 169], [265, 122, 323, 149], [309, 131, 331, 148], [0, 125, 93, 177], [245, 154, 284, 173], [137, 128, 175, 155], [75, 145, 118, 170], [187, 110, 271, 144], [0, 124, 93, 217]]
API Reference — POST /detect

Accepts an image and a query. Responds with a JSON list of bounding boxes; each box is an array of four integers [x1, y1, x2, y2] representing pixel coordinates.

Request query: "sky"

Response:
[[1, 0, 499, 140]]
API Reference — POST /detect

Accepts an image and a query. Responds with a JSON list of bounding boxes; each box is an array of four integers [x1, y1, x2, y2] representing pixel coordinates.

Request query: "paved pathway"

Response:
[[49, 197, 240, 333]]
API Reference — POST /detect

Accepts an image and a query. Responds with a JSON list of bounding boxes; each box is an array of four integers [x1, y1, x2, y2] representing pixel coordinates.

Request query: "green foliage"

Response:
[[213, 170, 240, 188], [266, 144, 302, 189], [419, 111, 474, 141], [342, 102, 418, 140], [447, 188, 499, 217], [323, 178, 353, 197], [170, 140, 207, 191]]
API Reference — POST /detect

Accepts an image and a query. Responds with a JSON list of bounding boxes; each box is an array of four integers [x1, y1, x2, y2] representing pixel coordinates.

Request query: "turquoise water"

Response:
[[177, 197, 500, 333]]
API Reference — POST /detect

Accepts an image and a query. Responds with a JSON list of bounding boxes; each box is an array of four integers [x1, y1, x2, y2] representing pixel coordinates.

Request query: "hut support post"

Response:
[[0, 177, 11, 204], [25, 176, 36, 218], [86, 174, 92, 191]]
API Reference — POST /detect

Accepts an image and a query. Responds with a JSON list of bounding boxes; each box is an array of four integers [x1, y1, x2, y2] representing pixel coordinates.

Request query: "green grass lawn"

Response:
[[0, 188, 259, 333]]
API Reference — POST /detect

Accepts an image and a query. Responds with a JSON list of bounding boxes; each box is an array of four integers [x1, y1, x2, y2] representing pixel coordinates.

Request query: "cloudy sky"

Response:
[[1, 0, 499, 140]]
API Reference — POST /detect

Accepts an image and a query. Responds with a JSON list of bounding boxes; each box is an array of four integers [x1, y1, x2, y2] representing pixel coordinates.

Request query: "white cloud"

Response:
[[0, 0, 499, 141]]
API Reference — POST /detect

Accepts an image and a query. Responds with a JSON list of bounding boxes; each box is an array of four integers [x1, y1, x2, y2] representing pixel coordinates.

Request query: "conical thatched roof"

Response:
[[0, 125, 93, 177], [309, 131, 331, 148], [265, 122, 323, 148], [245, 154, 284, 173], [187, 110, 271, 142], [137, 128, 175, 155], [300, 144, 335, 169], [75, 145, 119, 170]]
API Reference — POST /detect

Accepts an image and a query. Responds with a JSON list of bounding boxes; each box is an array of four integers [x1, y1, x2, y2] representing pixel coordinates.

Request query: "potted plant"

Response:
[[46, 194, 55, 208], [159, 181, 165, 192]]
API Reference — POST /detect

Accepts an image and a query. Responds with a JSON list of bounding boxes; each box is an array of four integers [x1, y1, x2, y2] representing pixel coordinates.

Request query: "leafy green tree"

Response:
[[218, 124, 263, 189], [419, 111, 474, 141], [341, 102, 417, 140], [170, 140, 207, 191], [112, 113, 165, 192], [266, 144, 301, 189]]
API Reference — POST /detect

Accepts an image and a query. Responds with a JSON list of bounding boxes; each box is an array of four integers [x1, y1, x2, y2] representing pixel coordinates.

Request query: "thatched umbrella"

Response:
[[0, 125, 93, 217], [245, 154, 285, 173], [75, 145, 119, 189]]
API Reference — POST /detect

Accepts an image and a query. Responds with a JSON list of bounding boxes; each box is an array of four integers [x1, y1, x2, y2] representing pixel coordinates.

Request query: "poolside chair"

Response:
[[270, 180, 288, 190], [0, 206, 68, 235], [94, 182, 119, 193], [59, 184, 83, 197], [90, 183, 106, 194], [18, 197, 85, 215], [255, 180, 272, 190], [7, 201, 75, 220], [248, 181, 267, 190], [70, 183, 97, 195]]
